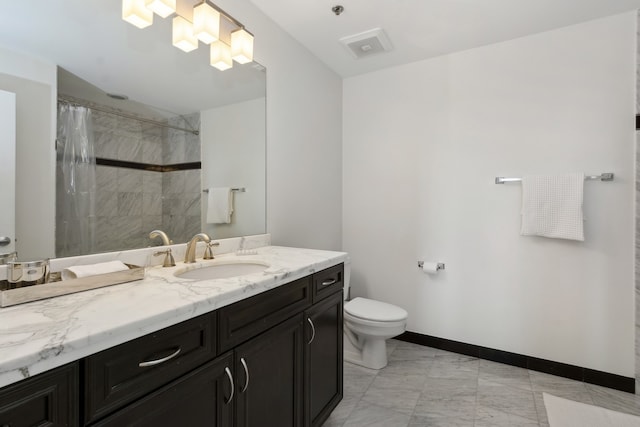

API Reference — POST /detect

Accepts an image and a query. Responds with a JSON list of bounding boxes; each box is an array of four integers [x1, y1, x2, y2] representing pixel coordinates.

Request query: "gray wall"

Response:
[[56, 104, 201, 255]]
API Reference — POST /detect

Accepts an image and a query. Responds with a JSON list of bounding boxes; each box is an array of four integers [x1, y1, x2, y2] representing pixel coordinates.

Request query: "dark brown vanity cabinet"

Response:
[[0, 263, 344, 427], [0, 362, 79, 427], [306, 263, 344, 427], [92, 352, 234, 427], [83, 312, 217, 424], [305, 291, 343, 427], [234, 314, 305, 427]]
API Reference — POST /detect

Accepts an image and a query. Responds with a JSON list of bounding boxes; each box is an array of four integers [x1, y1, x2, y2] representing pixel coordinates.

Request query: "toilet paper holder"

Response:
[[417, 261, 445, 271]]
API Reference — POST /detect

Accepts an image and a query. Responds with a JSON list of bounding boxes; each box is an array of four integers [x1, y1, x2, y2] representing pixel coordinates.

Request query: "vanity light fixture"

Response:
[[172, 15, 198, 52], [146, 0, 176, 18], [122, 0, 153, 29], [210, 40, 233, 71], [230, 28, 254, 64], [122, 0, 254, 71], [193, 2, 220, 44]]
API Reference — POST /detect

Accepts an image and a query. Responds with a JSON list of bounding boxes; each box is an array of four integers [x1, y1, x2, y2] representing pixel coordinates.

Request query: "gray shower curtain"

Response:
[[56, 103, 96, 257]]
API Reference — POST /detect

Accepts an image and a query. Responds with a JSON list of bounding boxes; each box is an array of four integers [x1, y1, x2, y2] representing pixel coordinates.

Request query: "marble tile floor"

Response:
[[323, 340, 640, 427]]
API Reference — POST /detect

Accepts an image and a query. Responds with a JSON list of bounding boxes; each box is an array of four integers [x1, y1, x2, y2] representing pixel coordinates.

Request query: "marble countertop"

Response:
[[0, 245, 348, 389]]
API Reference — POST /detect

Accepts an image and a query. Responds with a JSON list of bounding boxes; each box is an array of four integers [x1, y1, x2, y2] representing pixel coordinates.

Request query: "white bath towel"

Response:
[[521, 173, 585, 241], [544, 393, 640, 427], [62, 260, 129, 280], [206, 187, 233, 224]]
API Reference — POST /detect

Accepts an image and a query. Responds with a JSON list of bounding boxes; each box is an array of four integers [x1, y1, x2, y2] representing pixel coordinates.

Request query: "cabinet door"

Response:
[[235, 314, 305, 427], [0, 363, 78, 427], [92, 352, 234, 427], [305, 291, 343, 427]]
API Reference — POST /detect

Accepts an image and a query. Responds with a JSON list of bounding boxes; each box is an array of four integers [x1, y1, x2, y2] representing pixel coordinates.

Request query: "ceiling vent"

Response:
[[339, 28, 392, 59]]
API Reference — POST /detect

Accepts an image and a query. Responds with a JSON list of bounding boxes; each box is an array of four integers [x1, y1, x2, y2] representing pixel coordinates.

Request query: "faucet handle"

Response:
[[154, 248, 176, 267], [203, 242, 220, 260]]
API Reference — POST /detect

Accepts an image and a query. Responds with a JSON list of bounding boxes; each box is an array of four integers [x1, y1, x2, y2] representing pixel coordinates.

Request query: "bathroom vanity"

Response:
[[0, 245, 346, 427]]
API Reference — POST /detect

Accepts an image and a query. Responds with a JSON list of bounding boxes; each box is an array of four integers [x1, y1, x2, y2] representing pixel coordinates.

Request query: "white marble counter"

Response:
[[0, 245, 348, 389]]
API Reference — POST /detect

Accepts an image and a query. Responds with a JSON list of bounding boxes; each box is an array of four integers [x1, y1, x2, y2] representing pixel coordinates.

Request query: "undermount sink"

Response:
[[174, 261, 270, 280]]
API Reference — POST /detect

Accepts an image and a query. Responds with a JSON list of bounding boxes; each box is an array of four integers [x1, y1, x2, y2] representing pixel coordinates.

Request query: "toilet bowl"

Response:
[[343, 261, 408, 370]]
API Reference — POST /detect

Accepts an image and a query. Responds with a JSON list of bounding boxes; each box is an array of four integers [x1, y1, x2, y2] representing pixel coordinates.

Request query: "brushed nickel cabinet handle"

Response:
[[0, 237, 11, 246], [138, 347, 181, 367], [240, 357, 250, 393], [307, 318, 316, 345], [224, 367, 234, 404], [321, 278, 337, 286]]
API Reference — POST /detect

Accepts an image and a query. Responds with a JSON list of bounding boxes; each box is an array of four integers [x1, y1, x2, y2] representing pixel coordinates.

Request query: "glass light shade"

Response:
[[231, 28, 254, 64], [210, 41, 233, 71], [122, 0, 153, 29], [172, 16, 198, 53], [146, 0, 175, 18], [193, 3, 220, 44]]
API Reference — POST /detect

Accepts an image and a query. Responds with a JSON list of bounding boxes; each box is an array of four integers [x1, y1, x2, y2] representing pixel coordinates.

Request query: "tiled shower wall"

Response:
[[162, 114, 201, 245], [56, 103, 200, 256]]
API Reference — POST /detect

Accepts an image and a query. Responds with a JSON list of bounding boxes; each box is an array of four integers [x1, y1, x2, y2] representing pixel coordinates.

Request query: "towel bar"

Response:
[[202, 188, 246, 193], [495, 173, 614, 184]]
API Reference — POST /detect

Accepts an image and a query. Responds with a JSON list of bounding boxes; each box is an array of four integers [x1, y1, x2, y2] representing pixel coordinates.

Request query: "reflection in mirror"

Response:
[[55, 67, 265, 257], [0, 1, 266, 260]]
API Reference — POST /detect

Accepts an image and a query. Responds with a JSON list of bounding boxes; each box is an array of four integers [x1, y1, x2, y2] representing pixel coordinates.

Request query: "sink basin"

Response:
[[174, 261, 270, 280]]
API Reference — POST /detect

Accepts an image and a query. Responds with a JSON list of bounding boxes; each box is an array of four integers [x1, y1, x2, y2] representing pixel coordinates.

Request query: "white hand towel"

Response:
[[206, 187, 233, 224], [521, 173, 585, 241], [62, 260, 129, 280]]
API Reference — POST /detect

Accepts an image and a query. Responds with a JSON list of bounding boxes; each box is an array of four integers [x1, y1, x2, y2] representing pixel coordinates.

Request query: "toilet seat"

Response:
[[344, 297, 408, 322]]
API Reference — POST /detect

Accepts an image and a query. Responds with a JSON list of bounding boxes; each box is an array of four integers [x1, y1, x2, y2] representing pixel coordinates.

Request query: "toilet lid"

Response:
[[344, 297, 408, 322]]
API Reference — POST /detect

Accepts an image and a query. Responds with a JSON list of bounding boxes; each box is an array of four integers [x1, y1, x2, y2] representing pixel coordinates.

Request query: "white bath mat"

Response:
[[544, 393, 640, 427]]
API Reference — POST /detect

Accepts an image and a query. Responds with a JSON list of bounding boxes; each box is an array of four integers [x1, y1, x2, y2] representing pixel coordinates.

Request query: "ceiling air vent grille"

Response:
[[339, 28, 392, 59]]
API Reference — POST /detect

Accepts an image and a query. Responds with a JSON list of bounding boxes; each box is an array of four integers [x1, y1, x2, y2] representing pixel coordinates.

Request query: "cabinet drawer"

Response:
[[92, 352, 234, 427], [312, 264, 344, 303], [0, 363, 78, 427], [84, 312, 216, 424], [218, 276, 312, 353]]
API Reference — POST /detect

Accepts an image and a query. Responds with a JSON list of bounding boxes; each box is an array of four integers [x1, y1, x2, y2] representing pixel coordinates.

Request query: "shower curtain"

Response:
[[56, 103, 96, 257]]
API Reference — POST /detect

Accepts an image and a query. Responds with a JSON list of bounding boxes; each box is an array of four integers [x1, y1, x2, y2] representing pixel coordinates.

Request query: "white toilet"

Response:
[[343, 261, 408, 370]]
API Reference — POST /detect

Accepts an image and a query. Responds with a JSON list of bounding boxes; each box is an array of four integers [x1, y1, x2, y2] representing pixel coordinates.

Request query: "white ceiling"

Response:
[[2, 0, 639, 109], [249, 0, 640, 77]]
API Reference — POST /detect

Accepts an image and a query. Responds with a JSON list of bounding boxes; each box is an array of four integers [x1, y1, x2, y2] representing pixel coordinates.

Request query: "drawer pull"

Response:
[[240, 357, 250, 393], [224, 367, 234, 404], [321, 278, 337, 286], [307, 318, 316, 345], [138, 347, 181, 367]]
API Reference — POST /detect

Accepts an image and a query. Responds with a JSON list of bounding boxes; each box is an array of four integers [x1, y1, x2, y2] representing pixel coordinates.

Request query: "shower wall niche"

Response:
[[56, 98, 201, 257]]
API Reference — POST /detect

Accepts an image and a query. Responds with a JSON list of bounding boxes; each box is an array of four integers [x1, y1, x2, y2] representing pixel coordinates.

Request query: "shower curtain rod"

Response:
[[57, 96, 199, 136]]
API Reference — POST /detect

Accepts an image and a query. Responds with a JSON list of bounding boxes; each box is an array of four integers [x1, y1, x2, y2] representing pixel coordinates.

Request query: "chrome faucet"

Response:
[[149, 230, 172, 246], [184, 233, 211, 263]]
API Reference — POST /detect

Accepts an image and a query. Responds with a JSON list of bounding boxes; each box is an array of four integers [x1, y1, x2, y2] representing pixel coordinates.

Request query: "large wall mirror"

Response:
[[0, 0, 266, 260]]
